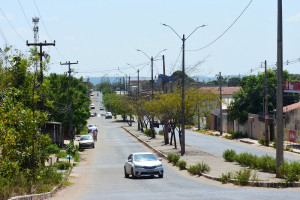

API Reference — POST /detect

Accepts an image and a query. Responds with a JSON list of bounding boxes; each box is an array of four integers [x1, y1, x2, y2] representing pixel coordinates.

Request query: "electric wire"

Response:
[[0, 7, 26, 43], [187, 0, 253, 52], [18, 0, 32, 30]]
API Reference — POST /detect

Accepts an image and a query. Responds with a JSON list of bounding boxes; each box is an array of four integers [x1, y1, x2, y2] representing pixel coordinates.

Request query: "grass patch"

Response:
[[220, 172, 233, 184], [54, 161, 73, 170], [234, 168, 252, 186], [187, 162, 211, 176]]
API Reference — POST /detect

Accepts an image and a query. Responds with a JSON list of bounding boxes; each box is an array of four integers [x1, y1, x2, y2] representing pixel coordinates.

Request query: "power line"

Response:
[[33, 0, 67, 61], [18, 0, 32, 30], [0, 7, 26, 43], [188, 0, 253, 52]]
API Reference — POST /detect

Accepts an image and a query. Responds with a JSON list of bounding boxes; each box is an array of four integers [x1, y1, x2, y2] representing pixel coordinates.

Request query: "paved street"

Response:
[[184, 129, 300, 162], [50, 92, 300, 200]]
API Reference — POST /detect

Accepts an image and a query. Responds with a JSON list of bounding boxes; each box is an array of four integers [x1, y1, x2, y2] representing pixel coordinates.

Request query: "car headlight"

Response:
[[134, 165, 143, 168], [156, 164, 162, 167]]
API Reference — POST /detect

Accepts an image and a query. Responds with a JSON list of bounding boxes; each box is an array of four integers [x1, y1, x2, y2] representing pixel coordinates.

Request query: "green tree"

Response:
[[228, 69, 300, 123]]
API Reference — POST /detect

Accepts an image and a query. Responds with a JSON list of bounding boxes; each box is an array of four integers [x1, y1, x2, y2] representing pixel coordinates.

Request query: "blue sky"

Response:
[[0, 0, 300, 80]]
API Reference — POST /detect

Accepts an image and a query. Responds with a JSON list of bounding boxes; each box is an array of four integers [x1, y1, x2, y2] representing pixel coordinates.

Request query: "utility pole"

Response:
[[162, 23, 206, 155], [60, 61, 78, 142], [217, 72, 223, 135], [276, 0, 284, 177], [151, 56, 155, 138], [264, 60, 269, 145], [137, 69, 140, 99], [162, 55, 169, 144], [129, 75, 132, 126]]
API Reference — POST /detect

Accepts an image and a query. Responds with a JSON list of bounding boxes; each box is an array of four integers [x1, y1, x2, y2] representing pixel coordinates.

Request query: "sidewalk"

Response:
[[122, 122, 300, 188]]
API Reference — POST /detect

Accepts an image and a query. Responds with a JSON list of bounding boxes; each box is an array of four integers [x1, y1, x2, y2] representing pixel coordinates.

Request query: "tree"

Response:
[[228, 69, 300, 124]]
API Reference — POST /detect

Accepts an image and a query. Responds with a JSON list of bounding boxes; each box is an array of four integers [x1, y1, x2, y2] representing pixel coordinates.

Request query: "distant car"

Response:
[[90, 113, 95, 117], [90, 104, 95, 109], [105, 112, 112, 119], [88, 124, 97, 132], [99, 106, 104, 110], [150, 121, 159, 128], [79, 135, 94, 149], [90, 93, 94, 96], [124, 152, 164, 178]]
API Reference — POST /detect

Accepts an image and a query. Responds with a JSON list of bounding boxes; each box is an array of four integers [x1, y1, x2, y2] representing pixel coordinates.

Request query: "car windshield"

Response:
[[88, 125, 96, 127], [80, 135, 92, 140], [134, 154, 157, 162]]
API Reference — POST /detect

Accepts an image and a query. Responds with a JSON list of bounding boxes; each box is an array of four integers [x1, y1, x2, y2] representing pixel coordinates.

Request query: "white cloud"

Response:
[[287, 13, 300, 22], [45, 16, 59, 21]]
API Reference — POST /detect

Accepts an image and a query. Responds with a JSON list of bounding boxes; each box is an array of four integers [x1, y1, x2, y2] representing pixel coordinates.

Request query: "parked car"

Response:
[[150, 121, 159, 128], [124, 152, 164, 178], [105, 112, 112, 119], [90, 104, 95, 109], [88, 124, 97, 132], [79, 135, 94, 149]]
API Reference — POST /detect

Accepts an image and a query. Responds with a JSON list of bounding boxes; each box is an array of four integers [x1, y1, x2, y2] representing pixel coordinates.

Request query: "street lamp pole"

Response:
[[137, 49, 167, 138], [162, 23, 206, 156]]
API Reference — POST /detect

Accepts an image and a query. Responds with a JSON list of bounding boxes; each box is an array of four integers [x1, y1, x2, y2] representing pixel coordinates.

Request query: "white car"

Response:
[[79, 135, 94, 149], [105, 112, 112, 119], [124, 152, 164, 178], [88, 124, 97, 132], [90, 104, 95, 109]]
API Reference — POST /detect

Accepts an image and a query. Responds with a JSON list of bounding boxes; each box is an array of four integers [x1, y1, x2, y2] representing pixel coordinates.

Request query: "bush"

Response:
[[235, 152, 258, 168], [279, 161, 300, 183], [45, 144, 60, 155], [176, 160, 187, 170], [258, 137, 269, 146], [144, 128, 156, 137], [220, 172, 232, 184], [187, 165, 199, 175], [257, 155, 276, 173], [167, 153, 175, 163], [234, 168, 252, 186], [227, 130, 246, 139], [66, 141, 79, 156], [54, 161, 72, 170], [158, 130, 164, 136], [57, 150, 67, 158], [171, 154, 180, 166], [197, 162, 211, 175], [223, 149, 236, 162]]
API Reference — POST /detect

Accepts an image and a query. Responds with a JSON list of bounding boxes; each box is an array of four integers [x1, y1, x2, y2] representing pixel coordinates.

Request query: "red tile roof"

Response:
[[283, 101, 300, 113]]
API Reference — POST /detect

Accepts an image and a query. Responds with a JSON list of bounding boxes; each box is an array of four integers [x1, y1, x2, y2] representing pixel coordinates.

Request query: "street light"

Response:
[[162, 23, 206, 156], [136, 48, 167, 138]]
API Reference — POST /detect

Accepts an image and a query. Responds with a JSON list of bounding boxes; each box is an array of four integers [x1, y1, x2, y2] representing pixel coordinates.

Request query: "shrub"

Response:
[[171, 154, 180, 166], [220, 172, 232, 184], [45, 144, 60, 155], [227, 130, 246, 139], [176, 160, 187, 170], [167, 153, 175, 163], [54, 161, 73, 170], [144, 128, 156, 137], [257, 155, 276, 173], [223, 149, 236, 162], [279, 161, 300, 183], [234, 168, 252, 186], [66, 141, 79, 156], [235, 152, 258, 168], [196, 161, 211, 175], [158, 130, 164, 136], [57, 150, 67, 158], [187, 165, 199, 175], [258, 137, 269, 146]]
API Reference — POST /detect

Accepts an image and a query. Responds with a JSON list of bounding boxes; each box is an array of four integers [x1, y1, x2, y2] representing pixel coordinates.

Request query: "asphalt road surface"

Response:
[[51, 92, 300, 200]]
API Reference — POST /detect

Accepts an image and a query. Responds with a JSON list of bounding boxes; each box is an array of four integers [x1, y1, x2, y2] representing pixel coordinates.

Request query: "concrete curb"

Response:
[[122, 126, 300, 188], [8, 168, 72, 200]]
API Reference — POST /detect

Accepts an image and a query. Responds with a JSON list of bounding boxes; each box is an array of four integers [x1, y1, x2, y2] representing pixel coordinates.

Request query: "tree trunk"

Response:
[[164, 119, 169, 145]]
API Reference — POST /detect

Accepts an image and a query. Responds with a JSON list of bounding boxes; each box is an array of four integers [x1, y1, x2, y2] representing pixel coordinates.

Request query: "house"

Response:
[[198, 87, 245, 133]]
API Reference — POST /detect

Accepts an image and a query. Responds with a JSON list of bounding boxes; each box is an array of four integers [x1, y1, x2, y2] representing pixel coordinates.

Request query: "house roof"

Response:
[[199, 87, 241, 95], [283, 101, 300, 113]]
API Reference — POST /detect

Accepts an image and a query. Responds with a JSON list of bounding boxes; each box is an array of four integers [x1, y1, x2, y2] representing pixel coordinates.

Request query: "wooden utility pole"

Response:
[[217, 72, 223, 135], [264, 60, 269, 145], [276, 0, 284, 177], [60, 61, 78, 142], [151, 56, 155, 138]]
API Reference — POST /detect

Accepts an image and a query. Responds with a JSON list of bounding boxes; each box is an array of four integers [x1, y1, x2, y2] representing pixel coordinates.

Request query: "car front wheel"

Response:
[[159, 174, 163, 178], [131, 168, 136, 179]]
